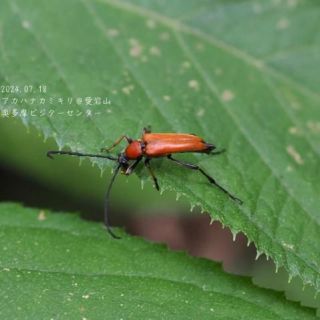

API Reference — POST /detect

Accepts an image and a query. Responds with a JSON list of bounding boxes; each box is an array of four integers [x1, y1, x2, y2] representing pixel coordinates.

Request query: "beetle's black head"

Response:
[[118, 153, 129, 173]]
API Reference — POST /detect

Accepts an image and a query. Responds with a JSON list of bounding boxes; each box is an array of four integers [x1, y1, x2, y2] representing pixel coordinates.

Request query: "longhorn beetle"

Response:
[[47, 127, 242, 238]]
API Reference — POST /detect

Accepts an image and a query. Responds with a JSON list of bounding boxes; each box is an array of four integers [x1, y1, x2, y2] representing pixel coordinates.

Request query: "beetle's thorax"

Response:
[[124, 139, 144, 160]]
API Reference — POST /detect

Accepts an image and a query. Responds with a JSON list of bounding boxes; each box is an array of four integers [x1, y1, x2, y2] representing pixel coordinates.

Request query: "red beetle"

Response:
[[47, 127, 242, 238]]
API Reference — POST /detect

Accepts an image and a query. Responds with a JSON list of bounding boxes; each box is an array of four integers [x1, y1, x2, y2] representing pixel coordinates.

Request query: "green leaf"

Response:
[[0, 0, 320, 293], [0, 203, 317, 319]]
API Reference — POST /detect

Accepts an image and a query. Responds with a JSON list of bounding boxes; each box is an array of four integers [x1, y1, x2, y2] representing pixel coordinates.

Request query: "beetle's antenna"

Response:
[[47, 150, 117, 161], [104, 164, 122, 239]]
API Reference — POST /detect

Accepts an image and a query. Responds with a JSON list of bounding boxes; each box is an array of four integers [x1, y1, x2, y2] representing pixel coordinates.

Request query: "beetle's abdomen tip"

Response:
[[205, 143, 216, 151]]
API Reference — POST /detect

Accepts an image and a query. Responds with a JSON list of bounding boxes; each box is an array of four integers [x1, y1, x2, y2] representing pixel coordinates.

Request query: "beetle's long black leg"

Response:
[[104, 164, 122, 239], [125, 157, 142, 175], [144, 158, 160, 191], [101, 135, 132, 153], [47, 150, 117, 161], [167, 155, 243, 205]]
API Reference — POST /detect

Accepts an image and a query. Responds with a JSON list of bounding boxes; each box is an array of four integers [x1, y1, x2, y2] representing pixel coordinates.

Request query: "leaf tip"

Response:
[[232, 231, 238, 242], [255, 250, 263, 261]]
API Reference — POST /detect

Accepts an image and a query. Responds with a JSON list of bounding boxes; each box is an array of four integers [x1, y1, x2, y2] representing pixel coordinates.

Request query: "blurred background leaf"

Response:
[[0, 203, 318, 319]]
